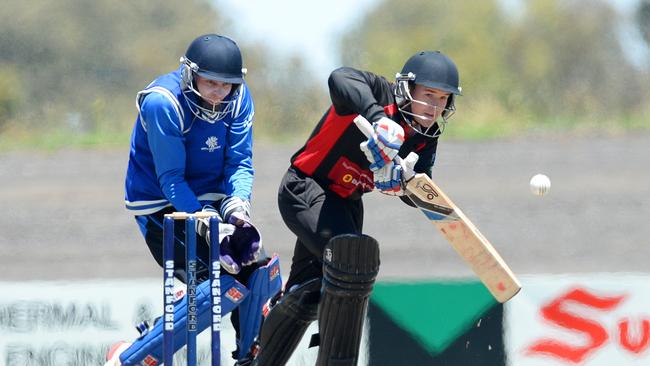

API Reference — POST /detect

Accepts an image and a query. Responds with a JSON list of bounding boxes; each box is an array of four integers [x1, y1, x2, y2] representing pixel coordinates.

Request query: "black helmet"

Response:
[[180, 34, 247, 123], [400, 51, 461, 95], [181, 34, 245, 84], [395, 51, 462, 137]]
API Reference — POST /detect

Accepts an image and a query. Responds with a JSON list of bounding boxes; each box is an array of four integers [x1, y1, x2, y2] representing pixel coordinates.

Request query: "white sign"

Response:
[[505, 274, 650, 366], [0, 279, 338, 366]]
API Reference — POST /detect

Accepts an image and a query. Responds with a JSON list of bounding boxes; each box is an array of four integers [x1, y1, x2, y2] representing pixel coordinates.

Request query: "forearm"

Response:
[[159, 174, 202, 213], [224, 84, 255, 200]]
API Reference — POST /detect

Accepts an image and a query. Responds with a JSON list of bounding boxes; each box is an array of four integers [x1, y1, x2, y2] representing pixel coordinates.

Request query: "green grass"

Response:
[[0, 129, 132, 152], [2, 116, 649, 152]]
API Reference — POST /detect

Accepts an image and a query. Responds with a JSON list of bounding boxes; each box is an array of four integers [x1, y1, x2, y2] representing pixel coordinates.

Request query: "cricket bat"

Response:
[[354, 115, 521, 303]]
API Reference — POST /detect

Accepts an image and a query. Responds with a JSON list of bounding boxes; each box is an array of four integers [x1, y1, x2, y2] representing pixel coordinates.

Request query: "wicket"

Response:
[[163, 212, 222, 366]]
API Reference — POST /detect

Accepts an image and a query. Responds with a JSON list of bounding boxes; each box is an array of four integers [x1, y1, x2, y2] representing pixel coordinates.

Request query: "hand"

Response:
[[373, 152, 419, 196], [218, 221, 262, 274], [359, 117, 405, 170], [220, 196, 251, 226], [196, 205, 221, 241], [373, 161, 405, 196]]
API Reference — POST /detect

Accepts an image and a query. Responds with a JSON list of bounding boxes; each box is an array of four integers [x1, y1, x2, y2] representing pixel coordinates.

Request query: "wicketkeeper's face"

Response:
[[410, 85, 450, 128], [195, 75, 233, 106]]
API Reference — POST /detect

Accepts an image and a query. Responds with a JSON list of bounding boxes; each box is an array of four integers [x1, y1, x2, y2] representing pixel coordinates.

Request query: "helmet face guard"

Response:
[[395, 51, 462, 138], [179, 34, 247, 123], [180, 56, 241, 123], [395, 73, 456, 138]]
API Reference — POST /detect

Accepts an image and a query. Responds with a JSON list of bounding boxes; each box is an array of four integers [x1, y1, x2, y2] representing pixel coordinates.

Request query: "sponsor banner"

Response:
[[0, 279, 325, 366], [505, 274, 650, 366]]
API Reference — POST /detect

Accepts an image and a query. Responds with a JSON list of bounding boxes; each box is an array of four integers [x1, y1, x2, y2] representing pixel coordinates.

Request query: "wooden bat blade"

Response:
[[406, 174, 522, 303], [352, 113, 521, 302]]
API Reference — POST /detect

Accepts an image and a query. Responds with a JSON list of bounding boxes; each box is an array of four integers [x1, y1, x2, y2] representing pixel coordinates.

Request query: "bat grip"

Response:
[[353, 115, 416, 181]]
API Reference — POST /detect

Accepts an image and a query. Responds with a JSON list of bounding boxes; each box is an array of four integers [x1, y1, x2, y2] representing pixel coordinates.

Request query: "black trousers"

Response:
[[277, 167, 364, 290]]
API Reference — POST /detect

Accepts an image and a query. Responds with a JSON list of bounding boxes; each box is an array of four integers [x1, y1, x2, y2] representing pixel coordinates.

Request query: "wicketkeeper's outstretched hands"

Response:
[[196, 205, 262, 274]]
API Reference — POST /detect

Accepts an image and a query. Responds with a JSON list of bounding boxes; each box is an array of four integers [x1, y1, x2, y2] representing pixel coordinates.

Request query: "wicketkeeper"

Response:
[[106, 34, 281, 366]]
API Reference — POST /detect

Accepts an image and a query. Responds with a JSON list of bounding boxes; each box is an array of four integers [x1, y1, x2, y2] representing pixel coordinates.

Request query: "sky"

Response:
[[213, 0, 379, 80], [213, 0, 648, 79]]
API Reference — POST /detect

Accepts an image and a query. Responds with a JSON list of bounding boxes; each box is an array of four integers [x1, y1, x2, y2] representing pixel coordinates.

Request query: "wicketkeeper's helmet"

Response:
[[180, 34, 247, 122]]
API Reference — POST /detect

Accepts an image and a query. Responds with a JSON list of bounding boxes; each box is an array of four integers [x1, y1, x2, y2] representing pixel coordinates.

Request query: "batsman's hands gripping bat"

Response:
[[359, 116, 405, 170], [372, 158, 417, 196], [354, 115, 521, 303], [356, 116, 418, 196]]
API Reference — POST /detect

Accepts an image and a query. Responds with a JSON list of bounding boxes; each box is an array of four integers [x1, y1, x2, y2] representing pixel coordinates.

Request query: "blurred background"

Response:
[[1, 1, 650, 365], [0, 0, 648, 149]]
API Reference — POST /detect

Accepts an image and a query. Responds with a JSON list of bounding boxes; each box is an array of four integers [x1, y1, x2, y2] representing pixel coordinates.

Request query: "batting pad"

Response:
[[317, 234, 379, 365], [119, 275, 248, 365], [235, 255, 282, 359]]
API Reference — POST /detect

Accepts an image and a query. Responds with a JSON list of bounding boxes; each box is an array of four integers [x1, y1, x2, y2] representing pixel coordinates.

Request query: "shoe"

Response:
[[104, 341, 130, 366]]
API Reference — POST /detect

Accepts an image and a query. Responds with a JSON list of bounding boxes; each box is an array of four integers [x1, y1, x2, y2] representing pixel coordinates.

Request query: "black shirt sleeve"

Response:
[[328, 67, 394, 122]]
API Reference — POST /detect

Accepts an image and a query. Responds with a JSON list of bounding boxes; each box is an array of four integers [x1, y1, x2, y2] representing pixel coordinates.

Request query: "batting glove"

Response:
[[373, 152, 419, 196], [373, 161, 405, 196], [359, 116, 405, 170]]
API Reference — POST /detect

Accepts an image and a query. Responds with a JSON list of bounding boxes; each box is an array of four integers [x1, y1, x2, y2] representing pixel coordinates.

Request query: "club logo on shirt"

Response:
[[201, 136, 221, 152]]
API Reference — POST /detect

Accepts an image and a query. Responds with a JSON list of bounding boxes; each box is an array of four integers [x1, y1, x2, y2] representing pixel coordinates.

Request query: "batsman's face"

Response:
[[195, 75, 232, 106], [410, 85, 450, 128]]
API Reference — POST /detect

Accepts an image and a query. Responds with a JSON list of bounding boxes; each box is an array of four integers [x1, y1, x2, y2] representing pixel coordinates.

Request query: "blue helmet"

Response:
[[180, 34, 247, 122], [395, 51, 462, 137]]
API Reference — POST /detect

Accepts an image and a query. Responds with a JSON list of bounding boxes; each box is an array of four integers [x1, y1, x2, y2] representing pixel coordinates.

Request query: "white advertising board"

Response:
[[0, 279, 334, 366], [505, 274, 650, 366]]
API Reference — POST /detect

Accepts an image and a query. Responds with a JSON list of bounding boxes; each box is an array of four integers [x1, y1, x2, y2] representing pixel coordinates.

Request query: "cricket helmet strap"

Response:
[[395, 51, 462, 137], [180, 34, 247, 123]]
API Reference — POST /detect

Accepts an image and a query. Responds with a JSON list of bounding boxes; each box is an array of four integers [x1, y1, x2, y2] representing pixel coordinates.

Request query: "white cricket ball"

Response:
[[530, 174, 551, 196]]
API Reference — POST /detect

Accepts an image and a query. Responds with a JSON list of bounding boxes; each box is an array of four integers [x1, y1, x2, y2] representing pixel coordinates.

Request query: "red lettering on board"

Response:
[[618, 318, 650, 354], [526, 288, 626, 363]]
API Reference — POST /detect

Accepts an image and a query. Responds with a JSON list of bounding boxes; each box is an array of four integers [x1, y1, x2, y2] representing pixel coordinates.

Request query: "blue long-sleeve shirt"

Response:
[[125, 68, 254, 215]]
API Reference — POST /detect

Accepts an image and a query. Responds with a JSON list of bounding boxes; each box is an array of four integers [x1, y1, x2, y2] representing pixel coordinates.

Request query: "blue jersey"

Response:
[[125, 67, 254, 215]]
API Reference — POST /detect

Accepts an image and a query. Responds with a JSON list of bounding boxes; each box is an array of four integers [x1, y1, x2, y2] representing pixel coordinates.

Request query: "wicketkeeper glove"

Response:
[[218, 221, 262, 274], [359, 116, 405, 170], [195, 204, 262, 274], [220, 196, 252, 227], [196, 205, 221, 240]]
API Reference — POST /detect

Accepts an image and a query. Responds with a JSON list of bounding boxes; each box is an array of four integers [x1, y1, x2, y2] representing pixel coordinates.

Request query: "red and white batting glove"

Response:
[[359, 117, 405, 170], [373, 152, 418, 196]]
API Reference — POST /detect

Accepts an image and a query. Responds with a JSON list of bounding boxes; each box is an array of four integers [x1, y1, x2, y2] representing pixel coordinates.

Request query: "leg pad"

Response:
[[316, 234, 380, 366]]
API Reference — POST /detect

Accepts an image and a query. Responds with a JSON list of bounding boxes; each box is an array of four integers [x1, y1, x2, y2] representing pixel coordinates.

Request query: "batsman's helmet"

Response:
[[395, 51, 462, 137], [180, 34, 247, 122]]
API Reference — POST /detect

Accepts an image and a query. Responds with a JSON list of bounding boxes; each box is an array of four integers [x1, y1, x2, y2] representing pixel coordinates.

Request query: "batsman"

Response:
[[252, 51, 462, 365]]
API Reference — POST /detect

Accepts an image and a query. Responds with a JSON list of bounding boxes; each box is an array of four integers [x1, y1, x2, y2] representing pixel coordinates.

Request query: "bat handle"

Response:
[[353, 115, 417, 181], [353, 115, 375, 139]]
